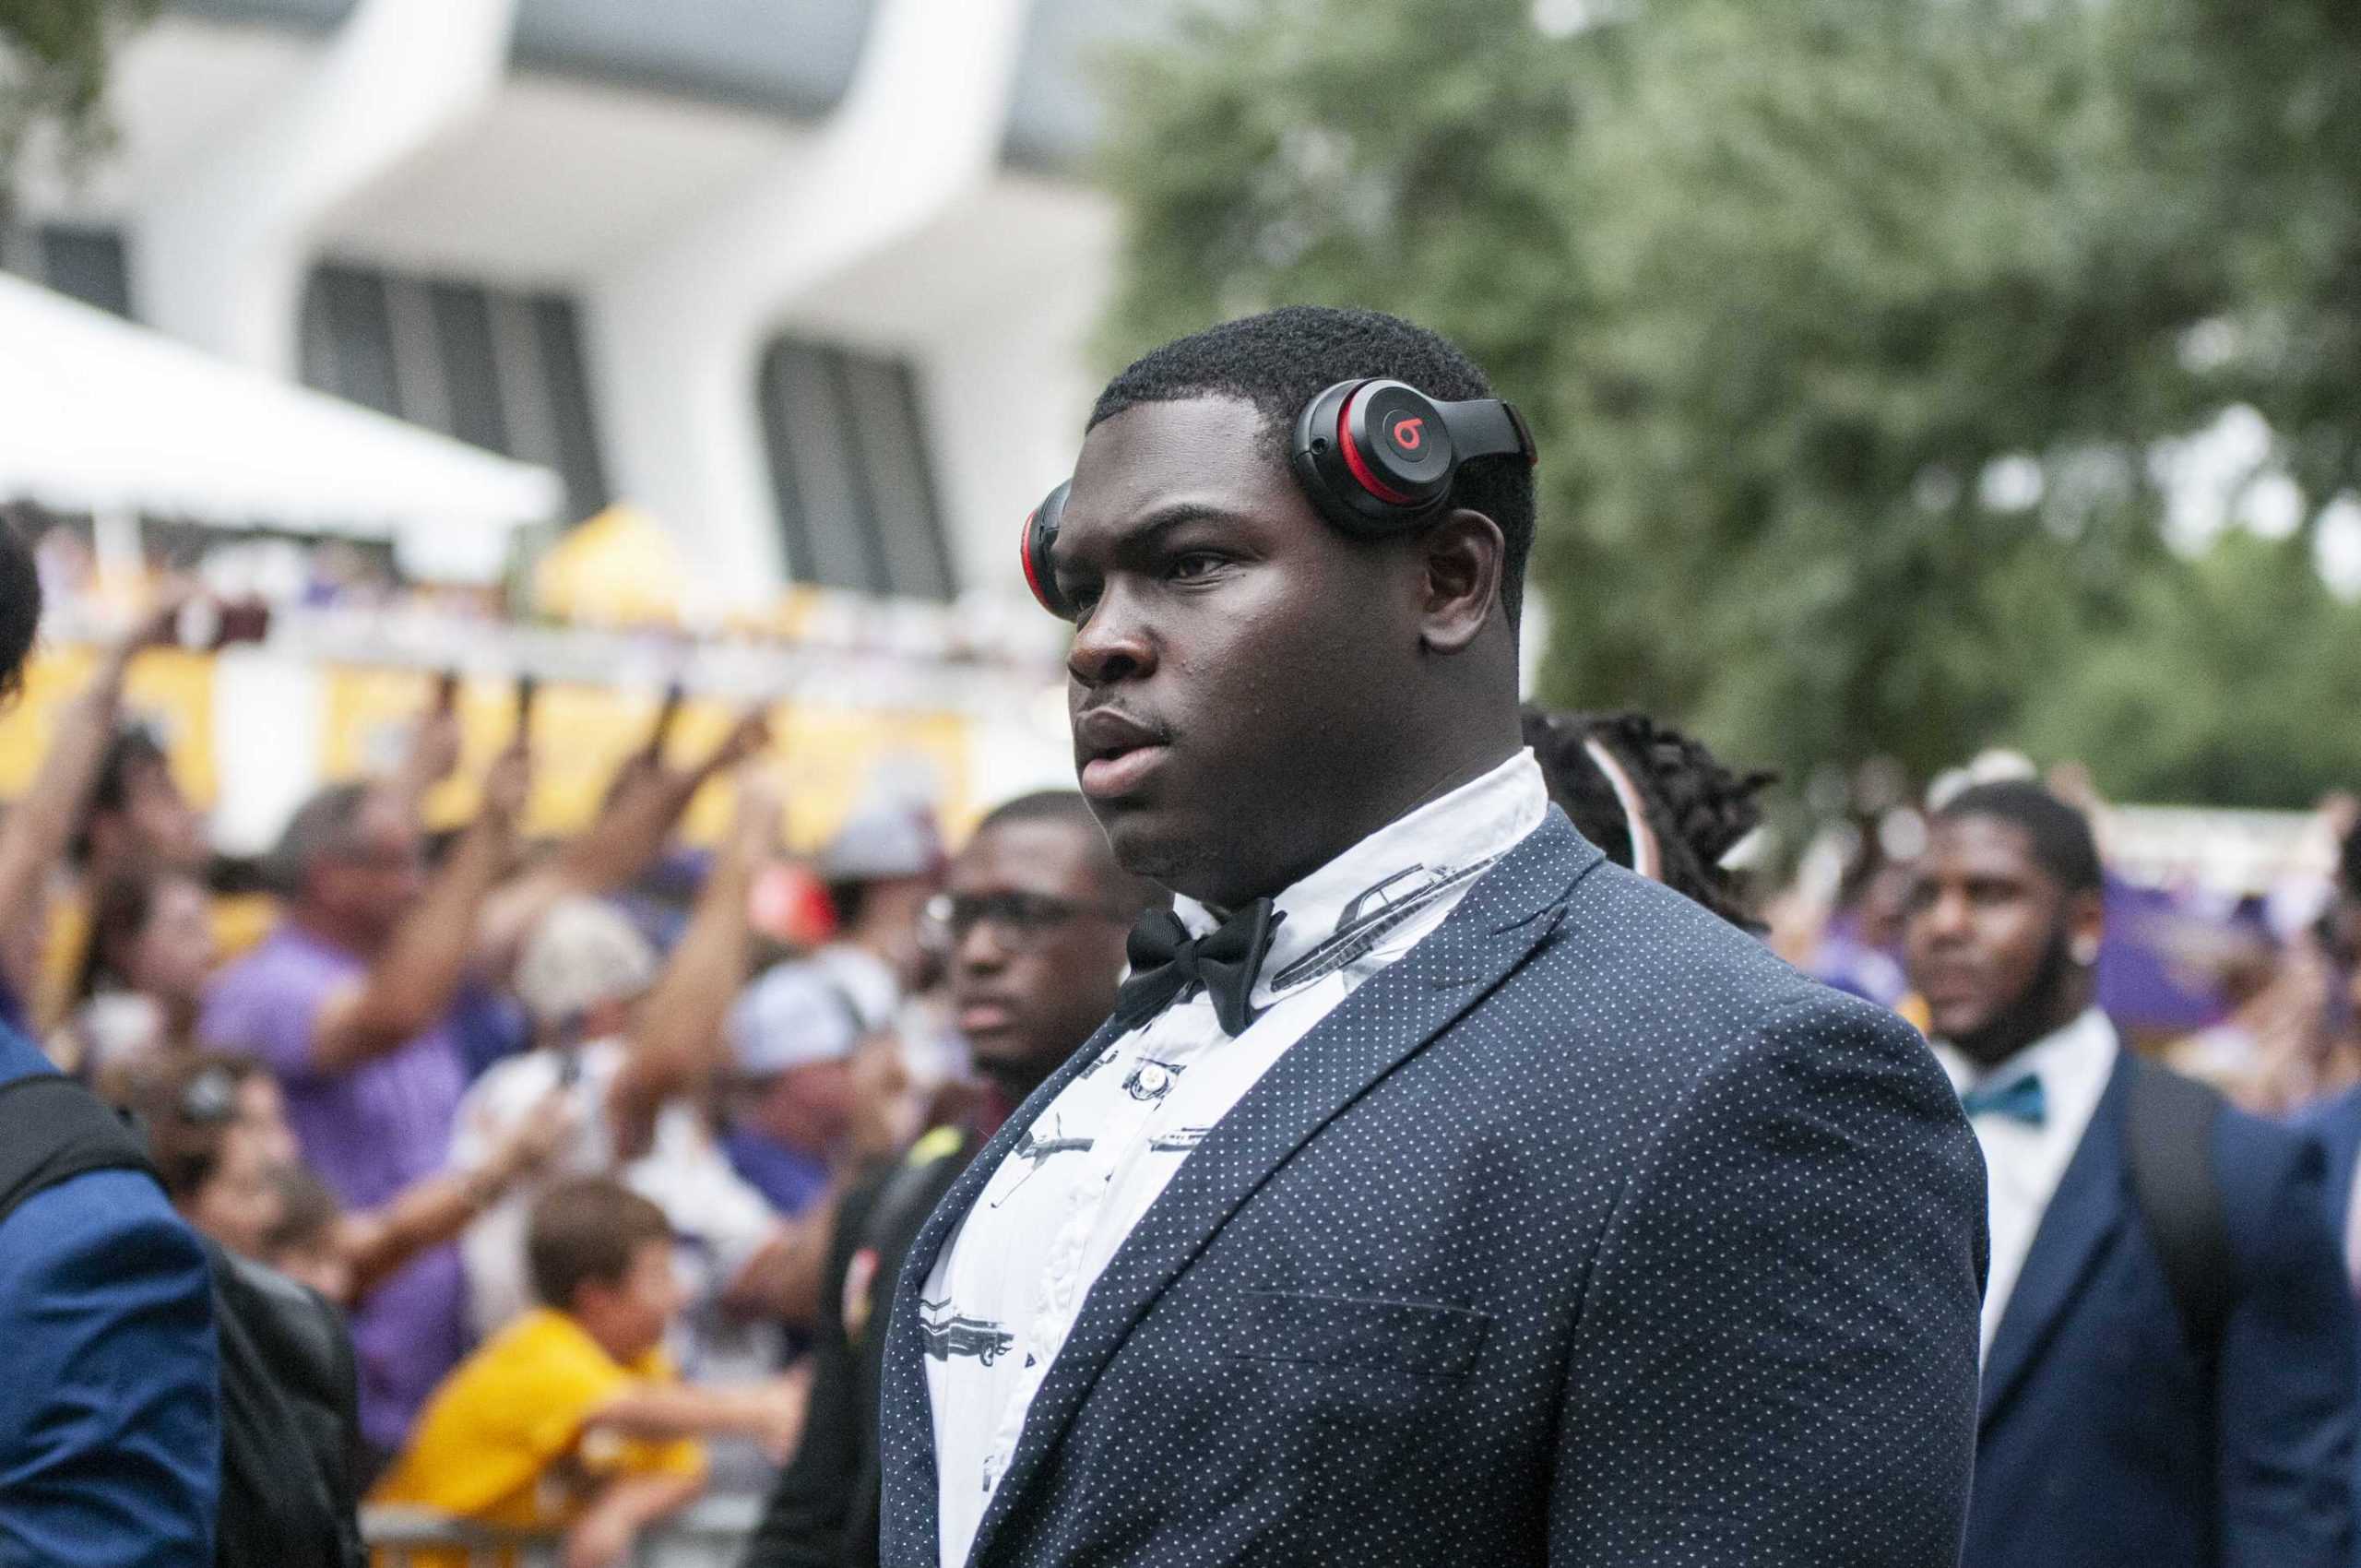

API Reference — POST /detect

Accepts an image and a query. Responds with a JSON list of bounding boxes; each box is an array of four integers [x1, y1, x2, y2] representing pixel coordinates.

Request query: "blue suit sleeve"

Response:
[[0, 1170, 219, 1568], [1548, 994, 1987, 1566], [2217, 1122, 2356, 1568]]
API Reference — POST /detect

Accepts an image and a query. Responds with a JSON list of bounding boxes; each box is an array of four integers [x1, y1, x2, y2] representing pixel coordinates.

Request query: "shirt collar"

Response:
[[1930, 1006, 2118, 1099], [1171, 748, 1550, 1003]]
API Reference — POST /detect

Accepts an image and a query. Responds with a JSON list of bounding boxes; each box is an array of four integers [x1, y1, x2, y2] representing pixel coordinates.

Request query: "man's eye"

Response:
[[1168, 552, 1226, 582]]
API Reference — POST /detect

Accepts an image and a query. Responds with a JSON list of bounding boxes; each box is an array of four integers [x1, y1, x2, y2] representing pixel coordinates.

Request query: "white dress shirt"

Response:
[[1930, 1007, 2119, 1355], [921, 750, 1548, 1567]]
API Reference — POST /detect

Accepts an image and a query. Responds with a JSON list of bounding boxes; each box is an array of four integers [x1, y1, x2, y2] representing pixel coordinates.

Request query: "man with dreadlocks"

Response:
[[1520, 708, 1772, 932]]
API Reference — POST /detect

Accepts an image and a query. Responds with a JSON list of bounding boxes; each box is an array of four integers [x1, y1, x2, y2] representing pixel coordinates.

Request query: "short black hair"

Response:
[[974, 790, 1167, 918], [1090, 306, 1537, 625], [1523, 708, 1774, 931], [1934, 780, 2104, 896], [0, 512, 42, 704]]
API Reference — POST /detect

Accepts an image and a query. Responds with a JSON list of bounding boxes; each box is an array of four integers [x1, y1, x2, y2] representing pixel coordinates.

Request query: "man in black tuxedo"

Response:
[[742, 792, 1157, 1568], [878, 305, 1987, 1567]]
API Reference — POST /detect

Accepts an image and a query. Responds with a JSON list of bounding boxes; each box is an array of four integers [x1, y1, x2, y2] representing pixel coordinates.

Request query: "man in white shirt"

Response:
[[874, 305, 1987, 1568], [1905, 778, 2354, 1568]]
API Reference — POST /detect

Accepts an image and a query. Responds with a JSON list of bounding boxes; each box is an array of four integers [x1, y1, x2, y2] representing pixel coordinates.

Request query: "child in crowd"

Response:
[[372, 1177, 806, 1568]]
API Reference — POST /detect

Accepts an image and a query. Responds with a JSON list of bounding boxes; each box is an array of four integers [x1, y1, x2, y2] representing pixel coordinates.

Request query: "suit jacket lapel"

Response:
[[958, 813, 1604, 1567], [1977, 1051, 2133, 1431], [877, 1008, 1134, 1566]]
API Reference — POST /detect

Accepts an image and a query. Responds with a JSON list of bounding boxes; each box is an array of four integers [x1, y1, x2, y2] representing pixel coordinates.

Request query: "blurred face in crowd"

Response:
[[118, 754, 208, 870], [234, 1069, 301, 1168], [1903, 814, 2103, 1067], [575, 1239, 683, 1364], [743, 1058, 858, 1155], [182, 1123, 284, 1260], [119, 873, 219, 1012], [1057, 396, 1501, 908], [943, 816, 1133, 1096], [306, 796, 427, 950]]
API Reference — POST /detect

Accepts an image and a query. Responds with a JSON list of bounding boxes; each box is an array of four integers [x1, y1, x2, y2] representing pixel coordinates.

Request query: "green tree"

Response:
[[0, 0, 159, 196], [1097, 0, 2361, 806]]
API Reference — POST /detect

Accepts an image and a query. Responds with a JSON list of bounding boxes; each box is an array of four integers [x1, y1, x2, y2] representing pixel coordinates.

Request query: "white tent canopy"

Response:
[[0, 272, 564, 569]]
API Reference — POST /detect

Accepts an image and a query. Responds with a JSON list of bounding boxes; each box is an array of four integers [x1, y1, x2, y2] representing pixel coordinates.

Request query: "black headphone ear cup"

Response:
[[1291, 379, 1453, 535], [1021, 481, 1072, 617]]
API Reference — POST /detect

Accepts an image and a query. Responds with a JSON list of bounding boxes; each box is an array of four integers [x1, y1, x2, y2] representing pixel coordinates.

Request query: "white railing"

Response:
[[363, 1492, 762, 1568]]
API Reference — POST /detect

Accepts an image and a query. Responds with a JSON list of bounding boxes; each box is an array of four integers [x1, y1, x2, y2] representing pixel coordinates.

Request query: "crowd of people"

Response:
[[8, 303, 2361, 1568]]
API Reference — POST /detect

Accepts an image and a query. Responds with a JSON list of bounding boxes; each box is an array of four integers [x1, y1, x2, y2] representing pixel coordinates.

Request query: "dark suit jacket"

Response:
[[745, 1131, 978, 1568], [876, 811, 1988, 1567], [2294, 1080, 2361, 1565], [1965, 1055, 2355, 1568]]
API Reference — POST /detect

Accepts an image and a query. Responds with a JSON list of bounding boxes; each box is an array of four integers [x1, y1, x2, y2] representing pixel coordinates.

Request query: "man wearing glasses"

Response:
[[742, 790, 1161, 1568]]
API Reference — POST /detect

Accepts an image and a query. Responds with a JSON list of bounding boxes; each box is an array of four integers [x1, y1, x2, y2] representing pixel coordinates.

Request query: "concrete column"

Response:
[[129, 0, 520, 374], [585, 0, 1039, 601]]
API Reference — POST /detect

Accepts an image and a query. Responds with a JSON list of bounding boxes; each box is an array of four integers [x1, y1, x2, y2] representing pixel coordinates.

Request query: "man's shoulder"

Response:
[[1491, 857, 1901, 1055], [2208, 1087, 2341, 1251]]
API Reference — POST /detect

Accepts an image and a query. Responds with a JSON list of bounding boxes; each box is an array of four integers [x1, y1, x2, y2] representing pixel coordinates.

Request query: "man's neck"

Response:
[[1206, 736, 1524, 910], [1958, 992, 2093, 1074]]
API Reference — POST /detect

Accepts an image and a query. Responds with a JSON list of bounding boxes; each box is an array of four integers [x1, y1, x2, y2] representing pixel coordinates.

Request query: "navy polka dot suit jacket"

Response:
[[878, 810, 1989, 1567]]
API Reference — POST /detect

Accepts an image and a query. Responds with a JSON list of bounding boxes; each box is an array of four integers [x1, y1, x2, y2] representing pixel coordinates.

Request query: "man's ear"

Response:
[[2067, 887, 2106, 967], [1416, 508, 1506, 656]]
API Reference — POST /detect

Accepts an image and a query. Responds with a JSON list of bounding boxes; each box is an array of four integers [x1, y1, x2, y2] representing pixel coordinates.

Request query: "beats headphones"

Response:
[[1020, 378, 1536, 619]]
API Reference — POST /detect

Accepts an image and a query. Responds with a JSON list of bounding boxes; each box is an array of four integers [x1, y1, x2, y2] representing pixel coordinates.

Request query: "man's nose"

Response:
[[954, 921, 1011, 978], [1917, 886, 1974, 942], [1067, 586, 1156, 689]]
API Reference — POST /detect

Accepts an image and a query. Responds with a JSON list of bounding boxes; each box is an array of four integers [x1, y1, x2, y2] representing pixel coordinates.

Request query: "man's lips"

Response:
[[1074, 706, 1171, 801], [956, 999, 1015, 1035]]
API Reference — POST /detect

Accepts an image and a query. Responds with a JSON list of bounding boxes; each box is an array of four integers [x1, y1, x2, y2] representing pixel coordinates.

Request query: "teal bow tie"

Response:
[[1960, 1074, 2047, 1127]]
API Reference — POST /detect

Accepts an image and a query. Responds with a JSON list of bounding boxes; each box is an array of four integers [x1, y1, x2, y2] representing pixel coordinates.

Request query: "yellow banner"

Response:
[[0, 647, 219, 805]]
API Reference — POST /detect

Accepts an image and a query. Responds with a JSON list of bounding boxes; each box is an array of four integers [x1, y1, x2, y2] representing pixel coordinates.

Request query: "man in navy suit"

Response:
[[2294, 814, 2361, 1563], [0, 519, 219, 1565], [876, 306, 1987, 1567], [1904, 779, 2354, 1568]]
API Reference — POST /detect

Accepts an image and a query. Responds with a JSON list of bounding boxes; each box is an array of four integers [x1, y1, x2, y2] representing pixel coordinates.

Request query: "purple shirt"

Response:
[[198, 926, 470, 1452]]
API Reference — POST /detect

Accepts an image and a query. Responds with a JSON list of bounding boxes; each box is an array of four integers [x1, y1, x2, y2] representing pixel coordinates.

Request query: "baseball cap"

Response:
[[515, 897, 659, 1031], [727, 961, 865, 1078], [815, 801, 943, 885]]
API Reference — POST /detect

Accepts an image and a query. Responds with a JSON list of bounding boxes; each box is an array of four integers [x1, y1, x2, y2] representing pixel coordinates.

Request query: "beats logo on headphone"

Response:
[[1020, 377, 1536, 618]]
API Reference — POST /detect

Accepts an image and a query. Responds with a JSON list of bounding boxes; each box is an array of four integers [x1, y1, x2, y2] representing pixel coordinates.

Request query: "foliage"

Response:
[[1097, 0, 2361, 807], [0, 0, 160, 196]]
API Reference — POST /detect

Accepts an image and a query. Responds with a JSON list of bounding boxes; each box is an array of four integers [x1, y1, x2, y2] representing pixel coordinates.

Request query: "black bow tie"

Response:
[[1113, 899, 1282, 1038]]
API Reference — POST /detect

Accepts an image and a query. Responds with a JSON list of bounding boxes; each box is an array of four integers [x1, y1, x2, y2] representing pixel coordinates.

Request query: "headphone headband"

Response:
[[1019, 377, 1536, 617]]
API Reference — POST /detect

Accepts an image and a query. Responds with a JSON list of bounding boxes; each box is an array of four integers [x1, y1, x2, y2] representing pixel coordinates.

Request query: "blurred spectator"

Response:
[[2290, 814, 2361, 1546], [0, 518, 219, 1568], [136, 1052, 293, 1261], [0, 588, 189, 1041], [1904, 780, 2355, 1568], [198, 747, 534, 1455], [455, 774, 799, 1389], [56, 863, 218, 1096], [1521, 707, 1771, 930], [721, 965, 867, 1218], [744, 790, 1159, 1568], [372, 1178, 805, 1568]]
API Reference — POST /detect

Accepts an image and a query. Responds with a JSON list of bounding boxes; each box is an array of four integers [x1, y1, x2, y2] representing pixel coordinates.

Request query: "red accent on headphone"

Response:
[[1019, 509, 1052, 609], [1336, 385, 1418, 506], [1392, 417, 1425, 452]]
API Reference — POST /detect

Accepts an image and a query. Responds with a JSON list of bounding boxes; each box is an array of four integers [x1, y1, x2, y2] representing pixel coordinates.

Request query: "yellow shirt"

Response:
[[372, 1308, 705, 1554]]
